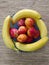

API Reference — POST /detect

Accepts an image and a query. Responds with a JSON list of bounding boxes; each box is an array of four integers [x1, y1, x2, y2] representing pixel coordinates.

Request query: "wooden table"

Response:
[[0, 0, 49, 65]]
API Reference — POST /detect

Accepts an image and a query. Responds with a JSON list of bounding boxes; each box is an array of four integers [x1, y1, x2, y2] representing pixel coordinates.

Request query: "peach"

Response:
[[27, 27, 36, 37], [26, 36, 33, 43], [18, 19, 25, 26], [25, 18, 35, 28], [17, 34, 27, 42], [18, 26, 27, 34], [10, 28, 18, 38]]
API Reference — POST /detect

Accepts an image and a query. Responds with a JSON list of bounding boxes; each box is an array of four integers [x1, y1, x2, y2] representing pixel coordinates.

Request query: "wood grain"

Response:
[[0, 0, 49, 65]]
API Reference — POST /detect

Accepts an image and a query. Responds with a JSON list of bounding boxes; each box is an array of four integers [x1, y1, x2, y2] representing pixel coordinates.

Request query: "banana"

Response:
[[36, 19, 47, 38], [13, 9, 41, 23], [15, 37, 48, 52], [2, 16, 17, 50]]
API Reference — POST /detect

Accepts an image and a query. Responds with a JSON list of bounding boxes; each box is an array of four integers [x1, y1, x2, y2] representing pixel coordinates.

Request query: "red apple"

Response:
[[17, 34, 27, 42], [18, 26, 27, 34], [34, 30, 40, 38], [26, 36, 33, 43], [10, 28, 18, 38], [27, 27, 36, 37], [25, 18, 35, 28], [18, 19, 25, 26]]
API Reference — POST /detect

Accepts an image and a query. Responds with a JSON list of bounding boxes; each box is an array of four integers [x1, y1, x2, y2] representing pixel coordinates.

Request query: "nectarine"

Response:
[[18, 26, 27, 34], [17, 34, 27, 42], [25, 18, 35, 28], [27, 27, 36, 37]]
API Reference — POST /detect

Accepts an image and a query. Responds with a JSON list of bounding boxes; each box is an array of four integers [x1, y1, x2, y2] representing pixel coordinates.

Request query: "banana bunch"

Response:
[[2, 9, 48, 52]]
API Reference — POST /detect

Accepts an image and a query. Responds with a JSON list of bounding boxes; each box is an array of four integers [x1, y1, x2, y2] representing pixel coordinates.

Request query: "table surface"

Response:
[[0, 0, 49, 65]]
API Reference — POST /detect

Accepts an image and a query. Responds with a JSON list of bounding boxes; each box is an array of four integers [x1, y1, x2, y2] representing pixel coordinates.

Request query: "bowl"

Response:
[[2, 9, 48, 52]]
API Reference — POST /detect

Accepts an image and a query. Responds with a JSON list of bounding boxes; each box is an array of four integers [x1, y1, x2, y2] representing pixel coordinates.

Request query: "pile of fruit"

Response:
[[10, 18, 40, 43], [2, 9, 48, 52]]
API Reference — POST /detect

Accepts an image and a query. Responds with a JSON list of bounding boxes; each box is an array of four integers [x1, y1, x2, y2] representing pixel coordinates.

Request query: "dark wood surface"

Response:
[[0, 0, 49, 65]]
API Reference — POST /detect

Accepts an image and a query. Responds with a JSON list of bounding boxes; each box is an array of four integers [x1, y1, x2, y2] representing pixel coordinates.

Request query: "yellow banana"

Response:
[[13, 9, 41, 23], [2, 16, 17, 50], [15, 37, 48, 52], [36, 19, 47, 38]]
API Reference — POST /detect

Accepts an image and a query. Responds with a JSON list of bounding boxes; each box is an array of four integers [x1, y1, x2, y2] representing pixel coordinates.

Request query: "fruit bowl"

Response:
[[2, 9, 48, 52]]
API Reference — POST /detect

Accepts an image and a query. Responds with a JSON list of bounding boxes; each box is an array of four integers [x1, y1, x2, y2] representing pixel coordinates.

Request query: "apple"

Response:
[[10, 28, 18, 38], [18, 26, 27, 34], [27, 27, 36, 37], [18, 19, 25, 26], [17, 34, 27, 42], [25, 18, 35, 28]]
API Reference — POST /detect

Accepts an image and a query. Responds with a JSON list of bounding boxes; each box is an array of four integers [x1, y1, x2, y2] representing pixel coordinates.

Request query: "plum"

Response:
[[18, 19, 25, 26], [26, 36, 33, 43], [10, 28, 18, 38], [34, 30, 40, 39]]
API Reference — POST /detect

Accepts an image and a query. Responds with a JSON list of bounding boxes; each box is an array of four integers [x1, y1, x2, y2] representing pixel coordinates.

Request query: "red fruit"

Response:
[[18, 26, 27, 34], [10, 28, 18, 38], [25, 18, 35, 28], [18, 19, 25, 26], [34, 30, 40, 38], [27, 27, 36, 37], [17, 34, 27, 42], [26, 36, 33, 43]]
